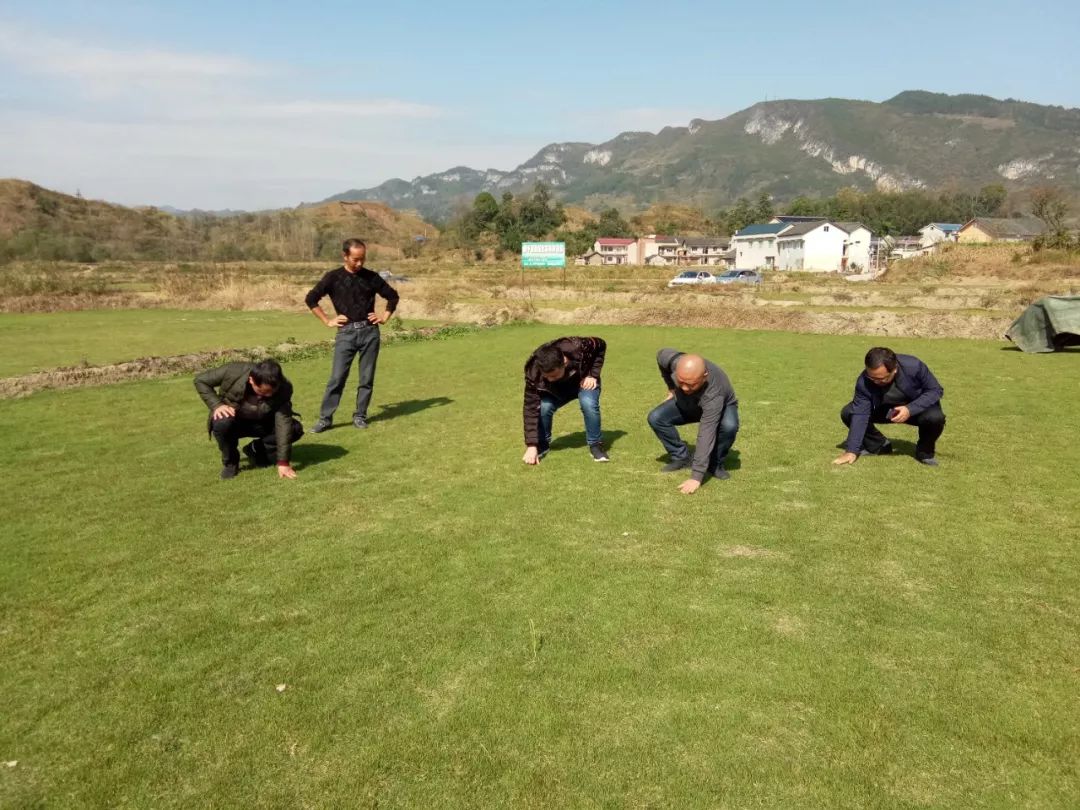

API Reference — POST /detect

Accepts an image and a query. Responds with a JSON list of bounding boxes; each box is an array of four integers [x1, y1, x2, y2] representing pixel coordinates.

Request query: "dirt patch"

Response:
[[719, 545, 786, 559]]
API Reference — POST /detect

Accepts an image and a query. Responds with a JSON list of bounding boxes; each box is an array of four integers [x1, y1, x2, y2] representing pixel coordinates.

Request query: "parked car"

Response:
[[378, 270, 411, 283], [667, 270, 718, 288], [715, 269, 763, 285]]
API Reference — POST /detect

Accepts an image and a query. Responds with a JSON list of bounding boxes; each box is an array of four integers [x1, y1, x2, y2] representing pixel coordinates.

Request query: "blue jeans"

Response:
[[538, 386, 602, 453], [647, 399, 739, 470], [319, 323, 380, 421]]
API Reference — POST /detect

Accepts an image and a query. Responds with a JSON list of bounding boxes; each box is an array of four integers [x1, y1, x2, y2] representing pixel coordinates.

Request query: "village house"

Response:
[[956, 217, 1046, 243], [730, 223, 791, 269], [775, 221, 873, 272], [675, 236, 732, 267], [592, 237, 640, 265], [918, 223, 962, 249]]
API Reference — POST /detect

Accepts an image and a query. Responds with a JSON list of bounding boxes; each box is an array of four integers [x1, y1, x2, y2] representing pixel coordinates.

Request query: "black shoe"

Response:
[[353, 416, 369, 429], [661, 457, 691, 473], [220, 464, 239, 480], [857, 441, 893, 457], [709, 465, 731, 480], [916, 455, 939, 467], [589, 443, 610, 462], [243, 441, 271, 468], [310, 418, 332, 433]]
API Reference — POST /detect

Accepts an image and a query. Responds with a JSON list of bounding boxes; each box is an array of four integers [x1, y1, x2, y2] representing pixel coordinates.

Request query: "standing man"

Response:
[[647, 349, 739, 495], [306, 238, 400, 432], [833, 347, 945, 466], [194, 358, 303, 480], [522, 336, 610, 464]]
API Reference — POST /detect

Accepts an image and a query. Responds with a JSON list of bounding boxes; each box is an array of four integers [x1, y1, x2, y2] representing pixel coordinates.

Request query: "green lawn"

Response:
[[0, 310, 331, 377], [2, 324, 1078, 807]]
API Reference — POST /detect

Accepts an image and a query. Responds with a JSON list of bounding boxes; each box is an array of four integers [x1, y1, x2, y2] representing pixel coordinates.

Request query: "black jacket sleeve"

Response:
[[523, 369, 541, 447], [843, 378, 873, 453], [376, 276, 400, 313], [194, 365, 229, 410], [304, 272, 334, 309], [272, 381, 296, 463], [657, 348, 680, 390], [906, 360, 943, 416], [584, 337, 606, 378]]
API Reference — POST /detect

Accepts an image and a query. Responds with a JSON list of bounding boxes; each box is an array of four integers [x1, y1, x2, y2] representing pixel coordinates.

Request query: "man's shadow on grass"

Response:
[[549, 429, 628, 452], [833, 438, 919, 457], [371, 397, 454, 423], [291, 443, 349, 471], [653, 447, 742, 470]]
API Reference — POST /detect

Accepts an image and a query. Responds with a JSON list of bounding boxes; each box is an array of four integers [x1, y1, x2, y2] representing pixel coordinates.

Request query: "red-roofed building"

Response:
[[593, 237, 640, 265]]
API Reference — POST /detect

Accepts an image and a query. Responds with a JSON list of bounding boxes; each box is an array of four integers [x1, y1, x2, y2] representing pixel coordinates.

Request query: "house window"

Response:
[[824, 226, 829, 232]]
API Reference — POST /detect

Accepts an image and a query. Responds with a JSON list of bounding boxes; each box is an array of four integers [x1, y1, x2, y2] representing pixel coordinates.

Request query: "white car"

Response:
[[667, 270, 718, 288]]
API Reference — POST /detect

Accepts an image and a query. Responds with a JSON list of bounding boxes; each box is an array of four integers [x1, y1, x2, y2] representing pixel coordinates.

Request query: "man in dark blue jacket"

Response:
[[833, 347, 946, 467]]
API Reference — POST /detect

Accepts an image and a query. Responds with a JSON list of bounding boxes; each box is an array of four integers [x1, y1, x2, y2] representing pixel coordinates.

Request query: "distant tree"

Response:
[[518, 183, 566, 241], [1030, 186, 1074, 250], [595, 207, 633, 238], [472, 192, 499, 227], [754, 192, 774, 223], [720, 198, 755, 234]]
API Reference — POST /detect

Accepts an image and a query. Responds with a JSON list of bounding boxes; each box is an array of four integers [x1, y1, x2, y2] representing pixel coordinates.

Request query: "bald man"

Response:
[[647, 349, 739, 494]]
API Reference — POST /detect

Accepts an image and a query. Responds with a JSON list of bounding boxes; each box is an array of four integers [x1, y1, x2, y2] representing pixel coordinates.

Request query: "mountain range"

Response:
[[316, 91, 1080, 221]]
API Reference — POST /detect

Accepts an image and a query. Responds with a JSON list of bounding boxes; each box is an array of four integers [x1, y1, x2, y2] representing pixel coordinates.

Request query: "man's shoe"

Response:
[[353, 416, 369, 429], [589, 443, 610, 462], [243, 441, 271, 468], [857, 442, 893, 457], [220, 464, 239, 480], [661, 457, 691, 473], [310, 418, 332, 434], [916, 455, 939, 467], [709, 465, 731, 480]]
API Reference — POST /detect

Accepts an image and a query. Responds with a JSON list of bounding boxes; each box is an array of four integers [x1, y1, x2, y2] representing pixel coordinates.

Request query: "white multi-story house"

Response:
[[775, 221, 873, 272], [639, 234, 679, 265], [731, 223, 791, 270], [677, 237, 731, 266], [593, 238, 640, 265]]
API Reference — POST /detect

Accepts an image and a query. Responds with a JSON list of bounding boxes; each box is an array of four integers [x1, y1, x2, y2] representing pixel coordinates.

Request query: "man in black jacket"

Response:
[[648, 349, 739, 494], [194, 359, 303, 480], [833, 347, 946, 467], [522, 336, 609, 464], [305, 238, 400, 432]]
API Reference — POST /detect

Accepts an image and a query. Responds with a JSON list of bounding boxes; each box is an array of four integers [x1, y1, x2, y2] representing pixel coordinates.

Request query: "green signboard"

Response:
[[521, 241, 566, 268]]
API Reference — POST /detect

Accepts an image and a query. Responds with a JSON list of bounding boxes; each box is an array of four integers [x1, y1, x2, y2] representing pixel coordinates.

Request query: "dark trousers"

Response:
[[319, 323, 381, 421], [840, 402, 946, 458], [647, 399, 740, 470], [211, 415, 304, 466]]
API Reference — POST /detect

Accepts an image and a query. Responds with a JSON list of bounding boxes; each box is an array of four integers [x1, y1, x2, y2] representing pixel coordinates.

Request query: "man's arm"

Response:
[[690, 400, 724, 482], [843, 382, 873, 453], [585, 337, 606, 378], [906, 360, 943, 416], [272, 384, 296, 465], [656, 348, 680, 391], [194, 366, 228, 410], [377, 277, 400, 314], [522, 372, 541, 448], [305, 273, 345, 327]]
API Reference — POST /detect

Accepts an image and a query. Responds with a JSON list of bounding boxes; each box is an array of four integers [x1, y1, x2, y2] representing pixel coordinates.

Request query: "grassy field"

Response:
[[2, 323, 1078, 807]]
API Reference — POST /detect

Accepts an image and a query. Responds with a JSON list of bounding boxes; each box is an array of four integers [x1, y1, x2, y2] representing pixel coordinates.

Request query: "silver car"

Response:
[[667, 270, 718, 288], [715, 269, 763, 285]]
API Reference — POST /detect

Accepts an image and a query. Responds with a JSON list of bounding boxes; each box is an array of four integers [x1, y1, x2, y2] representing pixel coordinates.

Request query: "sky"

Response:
[[2, 0, 1078, 210]]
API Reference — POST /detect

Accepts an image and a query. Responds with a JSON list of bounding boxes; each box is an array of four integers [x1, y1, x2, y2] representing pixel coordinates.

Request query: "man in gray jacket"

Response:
[[647, 349, 739, 494]]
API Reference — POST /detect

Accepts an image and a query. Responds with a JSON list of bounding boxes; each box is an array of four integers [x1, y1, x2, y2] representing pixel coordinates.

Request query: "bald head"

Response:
[[674, 353, 708, 394]]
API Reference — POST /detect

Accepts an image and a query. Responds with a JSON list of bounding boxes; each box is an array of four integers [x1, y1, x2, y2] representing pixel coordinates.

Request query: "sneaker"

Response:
[[220, 464, 239, 480], [353, 416, 369, 429], [310, 418, 332, 434], [916, 455, 939, 467], [661, 457, 691, 473], [243, 441, 271, 468], [589, 443, 610, 462]]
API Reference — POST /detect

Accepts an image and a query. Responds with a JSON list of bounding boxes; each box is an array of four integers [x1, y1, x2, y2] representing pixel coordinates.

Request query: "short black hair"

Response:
[[865, 347, 898, 371], [534, 344, 564, 374], [250, 359, 284, 389], [342, 238, 367, 254]]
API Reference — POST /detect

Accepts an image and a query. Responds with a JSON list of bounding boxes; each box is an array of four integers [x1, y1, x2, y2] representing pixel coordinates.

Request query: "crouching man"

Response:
[[833, 347, 945, 467], [194, 359, 303, 480], [522, 336, 610, 464]]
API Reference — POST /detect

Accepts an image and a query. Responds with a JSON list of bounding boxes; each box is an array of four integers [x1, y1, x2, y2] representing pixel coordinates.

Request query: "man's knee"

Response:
[[578, 392, 600, 414], [840, 403, 854, 425], [211, 416, 235, 437], [290, 419, 304, 442], [539, 399, 558, 419], [919, 406, 946, 428]]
